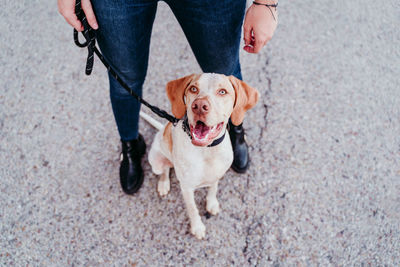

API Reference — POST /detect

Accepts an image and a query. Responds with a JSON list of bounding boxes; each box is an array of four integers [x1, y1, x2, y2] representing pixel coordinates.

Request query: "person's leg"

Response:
[[166, 0, 251, 173], [92, 0, 158, 141], [165, 0, 245, 79], [91, 0, 158, 194]]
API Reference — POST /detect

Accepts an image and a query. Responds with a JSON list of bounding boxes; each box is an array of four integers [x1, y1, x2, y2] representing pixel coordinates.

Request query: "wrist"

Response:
[[251, 1, 278, 21]]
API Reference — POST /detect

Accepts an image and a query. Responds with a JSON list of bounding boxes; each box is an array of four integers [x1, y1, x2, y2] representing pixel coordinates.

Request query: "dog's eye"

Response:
[[218, 89, 227, 95], [189, 87, 198, 93]]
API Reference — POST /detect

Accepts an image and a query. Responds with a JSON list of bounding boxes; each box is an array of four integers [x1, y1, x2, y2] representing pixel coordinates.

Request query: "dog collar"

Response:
[[182, 117, 226, 148]]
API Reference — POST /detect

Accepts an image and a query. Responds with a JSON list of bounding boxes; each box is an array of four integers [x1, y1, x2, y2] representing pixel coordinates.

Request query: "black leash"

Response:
[[73, 0, 179, 125], [72, 0, 226, 147]]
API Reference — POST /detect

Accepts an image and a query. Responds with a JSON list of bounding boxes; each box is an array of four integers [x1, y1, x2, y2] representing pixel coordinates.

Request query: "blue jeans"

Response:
[[92, 0, 246, 141]]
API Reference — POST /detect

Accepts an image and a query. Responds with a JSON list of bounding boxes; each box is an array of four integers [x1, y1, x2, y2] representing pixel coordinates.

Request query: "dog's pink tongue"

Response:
[[194, 123, 210, 139]]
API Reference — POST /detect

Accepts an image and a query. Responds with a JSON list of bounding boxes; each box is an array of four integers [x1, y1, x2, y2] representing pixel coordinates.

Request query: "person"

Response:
[[58, 0, 278, 194]]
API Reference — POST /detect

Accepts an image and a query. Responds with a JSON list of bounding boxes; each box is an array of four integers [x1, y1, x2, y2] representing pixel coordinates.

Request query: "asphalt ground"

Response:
[[1, 0, 399, 265]]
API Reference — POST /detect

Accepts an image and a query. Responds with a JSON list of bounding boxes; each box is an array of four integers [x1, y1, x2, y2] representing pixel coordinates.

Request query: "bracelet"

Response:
[[252, 1, 278, 9], [252, 1, 278, 21]]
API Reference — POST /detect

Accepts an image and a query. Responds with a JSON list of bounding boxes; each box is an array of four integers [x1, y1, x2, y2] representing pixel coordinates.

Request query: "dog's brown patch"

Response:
[[166, 74, 199, 119], [163, 122, 173, 153], [229, 76, 259, 126]]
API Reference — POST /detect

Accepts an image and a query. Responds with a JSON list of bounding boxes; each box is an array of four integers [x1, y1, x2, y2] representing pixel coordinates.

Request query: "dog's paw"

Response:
[[206, 199, 220, 215], [157, 179, 170, 196], [191, 221, 206, 240]]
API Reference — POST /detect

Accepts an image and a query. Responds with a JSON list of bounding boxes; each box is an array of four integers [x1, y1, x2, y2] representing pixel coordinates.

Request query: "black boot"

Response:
[[120, 135, 146, 194], [228, 121, 249, 173]]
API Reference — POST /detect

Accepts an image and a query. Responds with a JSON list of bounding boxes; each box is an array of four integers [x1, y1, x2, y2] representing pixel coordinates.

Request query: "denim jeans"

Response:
[[92, 0, 246, 141]]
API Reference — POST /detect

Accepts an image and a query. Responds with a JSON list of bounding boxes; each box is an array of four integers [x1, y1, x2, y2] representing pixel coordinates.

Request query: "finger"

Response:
[[243, 45, 255, 53], [65, 12, 84, 32], [58, 0, 83, 31], [243, 35, 256, 53], [81, 0, 98, 29], [250, 35, 255, 47], [252, 31, 268, 54], [252, 40, 264, 54], [243, 25, 252, 46]]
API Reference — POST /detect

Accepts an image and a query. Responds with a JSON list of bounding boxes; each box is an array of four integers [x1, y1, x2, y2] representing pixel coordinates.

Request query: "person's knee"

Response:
[[109, 77, 145, 100], [108, 71, 145, 99]]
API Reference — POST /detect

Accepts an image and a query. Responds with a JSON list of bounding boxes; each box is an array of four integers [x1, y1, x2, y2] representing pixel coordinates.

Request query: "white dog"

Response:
[[146, 73, 259, 239]]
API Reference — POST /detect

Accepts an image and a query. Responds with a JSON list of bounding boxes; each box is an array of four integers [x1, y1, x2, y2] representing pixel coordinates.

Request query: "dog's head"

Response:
[[166, 73, 259, 146]]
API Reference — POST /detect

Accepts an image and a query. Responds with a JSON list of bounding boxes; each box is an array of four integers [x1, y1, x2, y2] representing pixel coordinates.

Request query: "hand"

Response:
[[58, 0, 98, 32], [243, 2, 278, 53]]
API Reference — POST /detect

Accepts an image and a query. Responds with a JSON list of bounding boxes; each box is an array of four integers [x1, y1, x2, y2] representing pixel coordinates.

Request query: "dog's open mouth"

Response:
[[190, 121, 224, 146]]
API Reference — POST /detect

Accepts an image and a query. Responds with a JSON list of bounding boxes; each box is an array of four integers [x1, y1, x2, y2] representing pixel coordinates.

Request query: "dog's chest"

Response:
[[171, 127, 233, 188]]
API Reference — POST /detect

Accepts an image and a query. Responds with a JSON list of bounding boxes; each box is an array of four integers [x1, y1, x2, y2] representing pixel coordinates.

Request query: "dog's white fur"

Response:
[[147, 73, 259, 239]]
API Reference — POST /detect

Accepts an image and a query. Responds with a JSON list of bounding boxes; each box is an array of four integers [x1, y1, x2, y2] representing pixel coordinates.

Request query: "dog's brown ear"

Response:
[[166, 74, 197, 119], [229, 75, 259, 126]]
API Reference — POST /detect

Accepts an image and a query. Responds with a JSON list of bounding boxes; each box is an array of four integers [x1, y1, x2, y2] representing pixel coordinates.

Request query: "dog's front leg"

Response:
[[206, 181, 220, 215], [181, 188, 206, 239], [157, 167, 170, 196]]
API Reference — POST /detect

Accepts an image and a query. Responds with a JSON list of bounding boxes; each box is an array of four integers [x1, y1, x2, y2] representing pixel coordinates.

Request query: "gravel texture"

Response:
[[1, 0, 399, 266]]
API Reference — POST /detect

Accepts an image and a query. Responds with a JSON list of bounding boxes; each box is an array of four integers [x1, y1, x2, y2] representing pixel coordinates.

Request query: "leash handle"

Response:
[[72, 0, 179, 125], [73, 0, 95, 75]]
